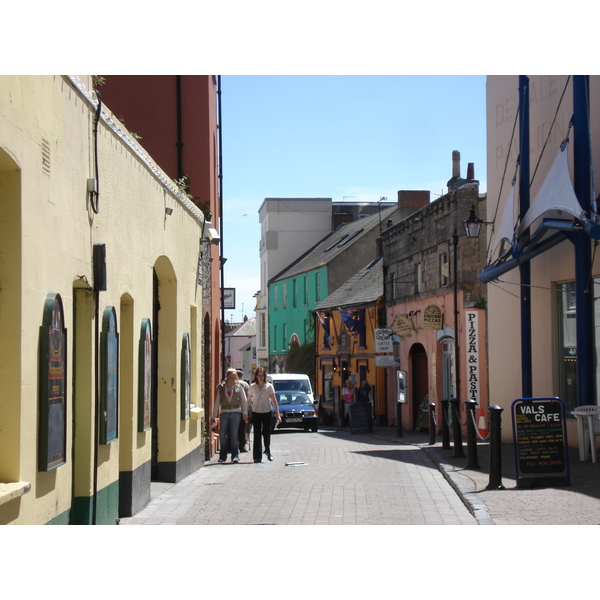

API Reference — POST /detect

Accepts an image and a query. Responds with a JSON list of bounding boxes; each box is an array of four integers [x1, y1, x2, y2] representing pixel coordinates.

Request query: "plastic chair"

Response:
[[571, 406, 600, 462]]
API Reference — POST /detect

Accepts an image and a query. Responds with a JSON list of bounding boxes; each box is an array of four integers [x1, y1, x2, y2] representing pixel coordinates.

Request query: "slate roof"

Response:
[[314, 256, 383, 311], [231, 318, 256, 337], [270, 204, 397, 282]]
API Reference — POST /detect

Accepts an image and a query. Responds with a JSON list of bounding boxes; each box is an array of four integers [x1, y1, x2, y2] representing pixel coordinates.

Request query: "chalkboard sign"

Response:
[[350, 403, 370, 434], [511, 397, 570, 488]]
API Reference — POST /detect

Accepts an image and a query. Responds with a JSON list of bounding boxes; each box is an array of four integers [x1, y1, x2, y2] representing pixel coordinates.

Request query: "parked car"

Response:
[[271, 391, 318, 432], [267, 373, 316, 408]]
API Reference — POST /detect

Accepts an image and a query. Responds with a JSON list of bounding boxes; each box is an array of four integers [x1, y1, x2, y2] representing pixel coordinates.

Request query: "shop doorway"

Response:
[[409, 343, 428, 429]]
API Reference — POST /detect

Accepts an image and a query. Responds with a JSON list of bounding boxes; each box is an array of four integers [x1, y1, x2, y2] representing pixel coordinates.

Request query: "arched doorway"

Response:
[[409, 343, 428, 429], [152, 257, 177, 482]]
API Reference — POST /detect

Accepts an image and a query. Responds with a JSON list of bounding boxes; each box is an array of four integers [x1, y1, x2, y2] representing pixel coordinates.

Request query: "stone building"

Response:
[[381, 156, 488, 430]]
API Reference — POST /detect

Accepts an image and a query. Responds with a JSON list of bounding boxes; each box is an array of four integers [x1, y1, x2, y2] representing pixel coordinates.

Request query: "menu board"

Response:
[[511, 397, 570, 488], [350, 403, 370, 434]]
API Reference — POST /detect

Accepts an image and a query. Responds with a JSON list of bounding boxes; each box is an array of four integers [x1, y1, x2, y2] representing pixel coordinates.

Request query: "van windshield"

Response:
[[272, 380, 310, 393]]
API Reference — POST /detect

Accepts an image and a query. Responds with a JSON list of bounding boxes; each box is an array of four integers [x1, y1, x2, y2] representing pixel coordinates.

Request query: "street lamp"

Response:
[[464, 204, 484, 238]]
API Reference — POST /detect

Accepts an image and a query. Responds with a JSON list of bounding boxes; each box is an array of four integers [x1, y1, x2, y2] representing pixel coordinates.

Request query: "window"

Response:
[[557, 281, 578, 413], [282, 282, 287, 309], [303, 275, 308, 305], [273, 285, 278, 311], [293, 279, 297, 308], [315, 272, 321, 302], [440, 252, 449, 287]]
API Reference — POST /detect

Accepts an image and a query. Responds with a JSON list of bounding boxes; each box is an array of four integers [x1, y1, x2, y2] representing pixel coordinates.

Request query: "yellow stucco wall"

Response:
[[0, 75, 206, 524]]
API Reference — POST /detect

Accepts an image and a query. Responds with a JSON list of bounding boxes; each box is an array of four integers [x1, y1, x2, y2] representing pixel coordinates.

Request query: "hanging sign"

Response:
[[390, 314, 414, 339], [374, 328, 393, 353], [422, 304, 442, 330], [511, 397, 570, 489], [223, 288, 236, 309]]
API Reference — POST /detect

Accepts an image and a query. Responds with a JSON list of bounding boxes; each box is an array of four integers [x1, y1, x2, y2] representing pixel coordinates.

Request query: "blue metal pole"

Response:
[[519, 75, 533, 398], [572, 75, 595, 406]]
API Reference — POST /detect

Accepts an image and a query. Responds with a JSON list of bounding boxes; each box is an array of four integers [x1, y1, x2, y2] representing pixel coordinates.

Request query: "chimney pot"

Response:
[[467, 163, 475, 180]]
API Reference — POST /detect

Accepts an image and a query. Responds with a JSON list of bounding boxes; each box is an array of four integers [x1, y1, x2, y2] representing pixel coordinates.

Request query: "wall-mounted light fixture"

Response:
[[464, 204, 492, 238], [202, 220, 220, 244], [165, 207, 173, 216]]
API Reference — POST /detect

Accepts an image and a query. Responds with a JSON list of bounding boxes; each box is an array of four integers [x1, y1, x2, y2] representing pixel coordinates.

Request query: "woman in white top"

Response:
[[247, 367, 280, 462]]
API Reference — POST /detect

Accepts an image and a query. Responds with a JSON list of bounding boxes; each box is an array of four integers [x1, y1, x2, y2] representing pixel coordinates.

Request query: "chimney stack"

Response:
[[452, 150, 461, 178]]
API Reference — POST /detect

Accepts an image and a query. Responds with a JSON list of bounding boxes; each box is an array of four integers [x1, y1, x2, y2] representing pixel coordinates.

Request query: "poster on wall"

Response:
[[100, 306, 119, 444], [181, 333, 191, 420], [138, 319, 152, 432], [38, 293, 67, 472]]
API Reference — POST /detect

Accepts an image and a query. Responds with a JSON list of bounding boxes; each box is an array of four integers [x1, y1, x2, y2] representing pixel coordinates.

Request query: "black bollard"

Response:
[[428, 403, 436, 445], [486, 405, 505, 490], [465, 400, 480, 469], [441, 398, 451, 449], [449, 398, 465, 457], [395, 402, 403, 437]]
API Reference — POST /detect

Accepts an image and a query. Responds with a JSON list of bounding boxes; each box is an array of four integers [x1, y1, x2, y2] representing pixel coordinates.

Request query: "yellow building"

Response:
[[0, 75, 208, 524]]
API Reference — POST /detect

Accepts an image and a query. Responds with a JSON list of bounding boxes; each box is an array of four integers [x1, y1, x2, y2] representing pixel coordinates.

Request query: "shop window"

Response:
[[556, 281, 578, 413]]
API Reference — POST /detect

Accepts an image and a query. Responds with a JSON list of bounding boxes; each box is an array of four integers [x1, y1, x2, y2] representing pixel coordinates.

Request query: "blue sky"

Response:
[[220, 75, 488, 322]]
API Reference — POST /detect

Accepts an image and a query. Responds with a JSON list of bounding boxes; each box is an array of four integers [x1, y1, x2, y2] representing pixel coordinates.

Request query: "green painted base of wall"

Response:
[[70, 479, 120, 525]]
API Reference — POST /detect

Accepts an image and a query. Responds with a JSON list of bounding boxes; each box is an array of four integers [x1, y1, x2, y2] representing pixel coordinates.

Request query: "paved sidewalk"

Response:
[[370, 425, 600, 525]]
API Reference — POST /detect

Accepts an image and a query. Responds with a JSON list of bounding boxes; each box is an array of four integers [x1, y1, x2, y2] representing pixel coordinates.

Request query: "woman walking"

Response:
[[247, 367, 280, 462], [342, 379, 355, 425], [211, 368, 248, 463]]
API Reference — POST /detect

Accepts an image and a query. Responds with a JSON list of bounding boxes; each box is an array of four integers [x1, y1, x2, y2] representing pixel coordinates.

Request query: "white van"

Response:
[[267, 373, 316, 406]]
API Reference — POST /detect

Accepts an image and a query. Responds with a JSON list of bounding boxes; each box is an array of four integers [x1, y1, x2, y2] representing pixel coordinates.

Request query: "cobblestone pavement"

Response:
[[120, 427, 476, 526]]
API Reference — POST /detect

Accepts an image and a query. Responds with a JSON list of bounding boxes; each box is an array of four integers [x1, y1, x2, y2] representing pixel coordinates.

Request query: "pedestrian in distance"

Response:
[[357, 380, 371, 404], [247, 367, 280, 462], [211, 368, 248, 464], [237, 369, 250, 453], [342, 379, 355, 425]]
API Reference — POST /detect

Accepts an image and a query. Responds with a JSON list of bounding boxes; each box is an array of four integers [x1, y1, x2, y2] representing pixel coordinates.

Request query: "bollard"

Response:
[[441, 398, 451, 449], [368, 402, 373, 433], [428, 403, 436, 445], [486, 405, 505, 490], [465, 399, 480, 469], [395, 402, 403, 437], [449, 398, 465, 457]]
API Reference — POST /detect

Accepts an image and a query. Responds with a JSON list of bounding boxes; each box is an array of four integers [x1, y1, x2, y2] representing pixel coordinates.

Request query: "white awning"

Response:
[[520, 142, 584, 233]]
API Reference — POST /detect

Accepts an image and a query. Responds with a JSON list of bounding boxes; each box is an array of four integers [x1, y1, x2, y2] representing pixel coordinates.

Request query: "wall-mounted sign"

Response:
[[38, 293, 67, 471], [376, 355, 399, 367], [223, 288, 235, 309], [465, 310, 480, 404], [390, 314, 414, 339], [100, 306, 119, 444], [374, 328, 393, 353], [423, 304, 442, 330], [138, 319, 152, 432], [181, 333, 191, 420]]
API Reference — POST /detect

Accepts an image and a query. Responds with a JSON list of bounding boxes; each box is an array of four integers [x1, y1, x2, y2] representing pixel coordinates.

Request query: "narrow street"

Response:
[[120, 427, 476, 526]]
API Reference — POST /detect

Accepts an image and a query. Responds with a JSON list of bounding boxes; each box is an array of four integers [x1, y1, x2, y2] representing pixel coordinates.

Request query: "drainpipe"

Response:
[[176, 76, 183, 179], [218, 75, 226, 379]]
